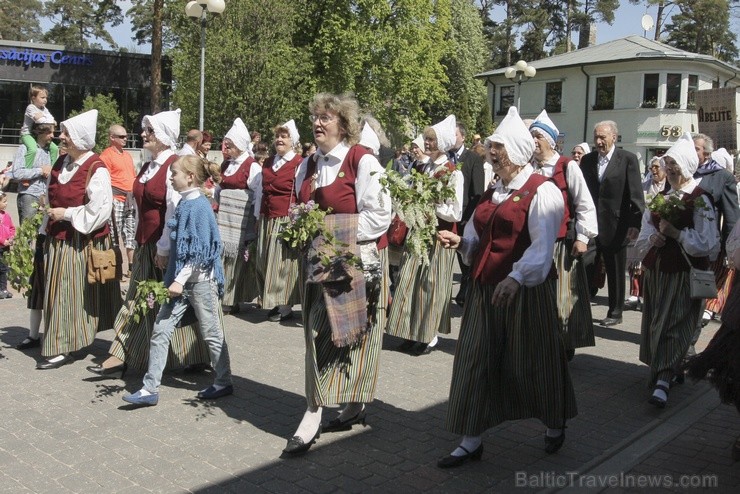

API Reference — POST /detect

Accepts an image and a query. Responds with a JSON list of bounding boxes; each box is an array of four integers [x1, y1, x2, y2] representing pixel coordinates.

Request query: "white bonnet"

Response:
[[224, 118, 251, 153], [485, 107, 535, 167], [142, 109, 181, 150], [61, 109, 98, 151]]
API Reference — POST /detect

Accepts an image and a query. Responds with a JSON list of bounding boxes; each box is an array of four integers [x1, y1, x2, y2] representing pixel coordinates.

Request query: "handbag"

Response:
[[387, 214, 408, 247], [680, 245, 718, 300], [87, 240, 122, 284]]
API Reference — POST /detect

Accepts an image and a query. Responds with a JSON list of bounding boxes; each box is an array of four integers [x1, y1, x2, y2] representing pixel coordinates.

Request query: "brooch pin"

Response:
[[513, 196, 521, 202], [338, 171, 345, 178]]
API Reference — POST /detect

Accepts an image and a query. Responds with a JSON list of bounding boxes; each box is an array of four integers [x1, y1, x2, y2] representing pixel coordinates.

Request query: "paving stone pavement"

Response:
[[0, 193, 738, 493]]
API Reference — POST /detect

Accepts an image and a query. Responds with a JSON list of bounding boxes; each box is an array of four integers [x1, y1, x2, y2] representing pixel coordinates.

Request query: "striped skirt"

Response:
[[42, 234, 123, 357], [256, 216, 301, 308], [385, 240, 455, 343], [109, 242, 210, 371], [640, 266, 702, 386], [303, 249, 389, 407], [446, 279, 578, 435], [706, 257, 733, 314], [221, 248, 259, 307], [554, 241, 595, 350]]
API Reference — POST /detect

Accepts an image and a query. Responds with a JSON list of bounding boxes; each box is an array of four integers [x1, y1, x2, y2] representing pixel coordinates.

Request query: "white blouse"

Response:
[[459, 164, 564, 287], [634, 178, 720, 262], [294, 141, 392, 241], [534, 152, 598, 243]]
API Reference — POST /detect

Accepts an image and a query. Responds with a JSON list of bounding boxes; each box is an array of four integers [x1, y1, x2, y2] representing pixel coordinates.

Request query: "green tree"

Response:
[[0, 0, 43, 42], [68, 93, 123, 153], [664, 0, 738, 61], [127, 0, 184, 50], [42, 0, 123, 49]]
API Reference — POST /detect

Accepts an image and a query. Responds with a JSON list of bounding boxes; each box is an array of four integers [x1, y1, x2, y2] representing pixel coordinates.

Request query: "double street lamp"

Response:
[[504, 60, 536, 111], [185, 0, 226, 130]]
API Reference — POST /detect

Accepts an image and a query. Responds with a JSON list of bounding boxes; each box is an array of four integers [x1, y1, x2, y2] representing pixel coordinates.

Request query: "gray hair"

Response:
[[692, 133, 714, 154], [594, 120, 618, 136]]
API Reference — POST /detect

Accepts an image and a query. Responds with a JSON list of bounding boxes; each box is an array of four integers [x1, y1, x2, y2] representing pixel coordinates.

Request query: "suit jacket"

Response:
[[458, 147, 486, 223], [694, 166, 738, 245], [581, 148, 645, 251]]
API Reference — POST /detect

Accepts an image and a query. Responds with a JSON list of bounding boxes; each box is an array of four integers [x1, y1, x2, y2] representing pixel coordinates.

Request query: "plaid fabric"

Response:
[[110, 195, 136, 249], [306, 213, 366, 347], [217, 189, 255, 257]]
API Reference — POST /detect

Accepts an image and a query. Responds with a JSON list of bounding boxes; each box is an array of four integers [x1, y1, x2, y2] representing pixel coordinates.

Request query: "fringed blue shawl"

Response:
[[165, 194, 225, 297]]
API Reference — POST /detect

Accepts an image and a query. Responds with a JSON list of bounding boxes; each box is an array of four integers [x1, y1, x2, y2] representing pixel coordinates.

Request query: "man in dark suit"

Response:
[[450, 123, 486, 306], [581, 121, 645, 326]]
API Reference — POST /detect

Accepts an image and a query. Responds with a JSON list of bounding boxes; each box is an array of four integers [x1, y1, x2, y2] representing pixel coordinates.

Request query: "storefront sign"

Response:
[[696, 87, 738, 151], [0, 47, 93, 68]]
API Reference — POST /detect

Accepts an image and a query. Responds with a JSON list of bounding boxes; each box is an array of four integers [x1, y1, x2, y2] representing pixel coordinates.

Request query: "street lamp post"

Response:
[[504, 60, 536, 111], [185, 0, 226, 131]]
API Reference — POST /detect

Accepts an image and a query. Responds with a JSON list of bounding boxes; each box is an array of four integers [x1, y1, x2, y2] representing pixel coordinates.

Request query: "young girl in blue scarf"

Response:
[[124, 155, 233, 406]]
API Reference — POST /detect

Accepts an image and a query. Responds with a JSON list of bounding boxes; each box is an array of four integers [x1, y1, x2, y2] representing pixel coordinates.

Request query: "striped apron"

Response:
[[256, 216, 301, 308], [554, 240, 596, 349]]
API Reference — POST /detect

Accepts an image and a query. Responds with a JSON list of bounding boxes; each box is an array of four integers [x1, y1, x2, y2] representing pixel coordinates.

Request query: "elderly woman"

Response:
[[635, 133, 719, 408], [37, 110, 122, 369], [571, 143, 590, 164], [436, 107, 575, 467], [88, 109, 209, 377], [385, 115, 464, 356], [217, 118, 262, 314], [530, 110, 598, 360], [282, 93, 391, 456], [257, 119, 302, 322]]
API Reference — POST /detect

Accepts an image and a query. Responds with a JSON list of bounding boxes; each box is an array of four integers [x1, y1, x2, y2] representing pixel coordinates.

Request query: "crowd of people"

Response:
[[3, 84, 740, 464]]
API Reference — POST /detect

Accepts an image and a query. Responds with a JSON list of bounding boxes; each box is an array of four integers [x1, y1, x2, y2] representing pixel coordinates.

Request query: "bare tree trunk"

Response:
[[654, 1, 665, 41], [565, 0, 573, 52], [150, 0, 163, 113], [505, 0, 512, 65]]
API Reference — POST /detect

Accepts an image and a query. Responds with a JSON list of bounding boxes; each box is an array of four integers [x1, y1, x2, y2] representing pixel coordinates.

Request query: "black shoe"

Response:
[[323, 408, 367, 433], [224, 304, 241, 315], [454, 295, 465, 308], [86, 363, 127, 379], [411, 342, 435, 356], [183, 363, 210, 373], [600, 317, 622, 327], [437, 443, 483, 468], [267, 306, 280, 321], [396, 340, 416, 353], [545, 430, 566, 454], [17, 337, 41, 350], [671, 372, 685, 386], [36, 354, 74, 370], [282, 426, 321, 456], [0, 290, 13, 299], [566, 348, 575, 361], [279, 310, 294, 322], [648, 383, 669, 409]]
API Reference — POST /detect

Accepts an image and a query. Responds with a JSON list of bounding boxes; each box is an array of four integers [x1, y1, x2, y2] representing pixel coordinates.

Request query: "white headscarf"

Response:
[[664, 133, 699, 179], [279, 119, 300, 146], [430, 115, 457, 152], [485, 107, 535, 167], [574, 142, 591, 155], [412, 134, 424, 150], [61, 109, 98, 151], [359, 122, 380, 156], [530, 110, 559, 149], [711, 148, 733, 170], [225, 118, 251, 153], [142, 109, 181, 150]]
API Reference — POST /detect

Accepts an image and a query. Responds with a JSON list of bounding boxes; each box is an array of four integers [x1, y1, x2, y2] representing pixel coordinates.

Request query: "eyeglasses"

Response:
[[143, 127, 155, 135], [309, 114, 336, 125]]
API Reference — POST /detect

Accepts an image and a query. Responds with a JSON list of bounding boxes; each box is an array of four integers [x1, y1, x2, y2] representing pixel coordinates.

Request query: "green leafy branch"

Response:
[[132, 279, 169, 323], [2, 206, 44, 296], [648, 192, 710, 227]]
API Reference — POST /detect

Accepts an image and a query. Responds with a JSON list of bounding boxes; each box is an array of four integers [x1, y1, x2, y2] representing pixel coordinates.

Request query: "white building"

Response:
[[476, 35, 740, 165]]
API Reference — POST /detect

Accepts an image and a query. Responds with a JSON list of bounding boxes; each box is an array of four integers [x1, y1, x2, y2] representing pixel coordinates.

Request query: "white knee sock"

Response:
[[337, 402, 365, 422], [451, 435, 481, 457], [653, 379, 670, 402], [295, 406, 323, 442], [29, 309, 42, 339], [428, 335, 439, 348]]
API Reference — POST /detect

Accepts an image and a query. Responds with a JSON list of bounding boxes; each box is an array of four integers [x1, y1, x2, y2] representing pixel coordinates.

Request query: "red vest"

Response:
[[432, 161, 458, 234], [261, 154, 302, 218], [643, 187, 710, 273], [298, 145, 387, 249], [132, 154, 177, 245], [47, 154, 110, 241], [547, 156, 573, 240], [471, 173, 551, 286], [220, 157, 255, 190]]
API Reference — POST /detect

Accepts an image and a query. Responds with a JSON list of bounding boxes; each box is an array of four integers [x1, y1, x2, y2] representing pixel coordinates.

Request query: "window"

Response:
[[594, 76, 615, 110], [498, 85, 515, 114], [545, 81, 562, 113], [642, 73, 659, 108], [666, 73, 682, 108], [687, 74, 698, 109]]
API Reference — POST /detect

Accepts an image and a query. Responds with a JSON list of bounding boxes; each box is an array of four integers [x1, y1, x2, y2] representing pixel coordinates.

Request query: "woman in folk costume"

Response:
[[88, 109, 209, 377], [685, 221, 740, 461], [436, 107, 576, 467], [571, 142, 590, 164], [385, 115, 464, 356], [37, 110, 123, 369], [217, 117, 262, 314], [635, 133, 719, 408], [282, 93, 391, 456], [256, 119, 302, 323], [529, 110, 598, 360]]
